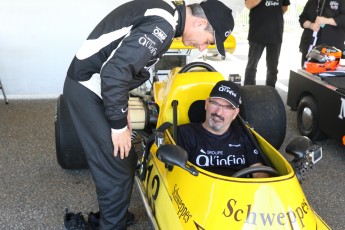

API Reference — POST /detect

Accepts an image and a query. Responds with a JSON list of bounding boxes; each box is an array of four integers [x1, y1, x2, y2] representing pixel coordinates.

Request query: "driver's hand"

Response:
[[112, 128, 132, 159]]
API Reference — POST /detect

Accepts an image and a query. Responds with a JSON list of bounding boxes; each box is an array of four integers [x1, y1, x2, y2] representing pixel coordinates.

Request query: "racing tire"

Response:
[[297, 95, 327, 141], [55, 94, 89, 169], [239, 85, 286, 150], [178, 62, 216, 73]]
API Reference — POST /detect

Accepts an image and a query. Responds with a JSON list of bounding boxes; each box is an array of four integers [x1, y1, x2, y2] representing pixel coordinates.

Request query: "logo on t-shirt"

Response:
[[330, 1, 339, 10], [196, 149, 246, 167], [265, 0, 279, 7], [229, 144, 241, 148]]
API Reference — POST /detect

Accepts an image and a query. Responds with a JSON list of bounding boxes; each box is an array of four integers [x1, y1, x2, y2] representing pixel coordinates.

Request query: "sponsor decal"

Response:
[[265, 0, 279, 7], [172, 184, 192, 223], [138, 34, 157, 55], [146, 163, 160, 215], [223, 198, 310, 228], [339, 97, 345, 119], [152, 26, 167, 43]]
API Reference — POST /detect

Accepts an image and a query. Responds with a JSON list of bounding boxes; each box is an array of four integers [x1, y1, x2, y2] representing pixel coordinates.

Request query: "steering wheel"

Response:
[[178, 62, 217, 73], [232, 166, 280, 178]]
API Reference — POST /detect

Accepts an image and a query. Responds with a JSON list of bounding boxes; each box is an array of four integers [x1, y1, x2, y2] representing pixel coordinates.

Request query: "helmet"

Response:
[[305, 44, 342, 74]]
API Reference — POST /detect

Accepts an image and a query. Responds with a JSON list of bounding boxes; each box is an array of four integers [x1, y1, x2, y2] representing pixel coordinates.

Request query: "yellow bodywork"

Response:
[[137, 43, 330, 230]]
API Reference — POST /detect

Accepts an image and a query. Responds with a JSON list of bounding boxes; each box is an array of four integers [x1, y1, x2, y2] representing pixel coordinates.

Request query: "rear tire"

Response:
[[240, 85, 286, 150], [297, 95, 327, 141], [55, 95, 88, 169]]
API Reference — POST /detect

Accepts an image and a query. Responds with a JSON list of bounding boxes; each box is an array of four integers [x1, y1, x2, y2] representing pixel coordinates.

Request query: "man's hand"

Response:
[[112, 128, 132, 159]]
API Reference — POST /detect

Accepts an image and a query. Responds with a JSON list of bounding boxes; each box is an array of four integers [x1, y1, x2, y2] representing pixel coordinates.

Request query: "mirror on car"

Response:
[[285, 136, 313, 161], [156, 144, 198, 176], [285, 136, 322, 182]]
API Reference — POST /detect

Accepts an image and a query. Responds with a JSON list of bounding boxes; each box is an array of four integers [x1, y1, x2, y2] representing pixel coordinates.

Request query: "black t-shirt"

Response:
[[176, 123, 263, 176], [247, 0, 291, 44], [299, 0, 345, 54]]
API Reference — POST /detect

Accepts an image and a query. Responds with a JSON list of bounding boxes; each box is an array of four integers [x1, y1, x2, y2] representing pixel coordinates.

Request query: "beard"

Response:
[[207, 113, 225, 131]]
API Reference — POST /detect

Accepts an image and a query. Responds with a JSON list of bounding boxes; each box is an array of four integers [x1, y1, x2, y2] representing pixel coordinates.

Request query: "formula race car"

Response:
[[55, 58, 328, 229]]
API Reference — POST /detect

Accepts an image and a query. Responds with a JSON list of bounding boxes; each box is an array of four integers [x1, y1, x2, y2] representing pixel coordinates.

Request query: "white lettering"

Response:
[[195, 154, 246, 167], [219, 85, 237, 97], [138, 35, 157, 55], [266, 1, 279, 7], [152, 26, 167, 43]]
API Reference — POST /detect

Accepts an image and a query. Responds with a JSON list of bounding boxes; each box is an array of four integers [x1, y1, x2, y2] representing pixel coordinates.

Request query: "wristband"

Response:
[[111, 126, 127, 134]]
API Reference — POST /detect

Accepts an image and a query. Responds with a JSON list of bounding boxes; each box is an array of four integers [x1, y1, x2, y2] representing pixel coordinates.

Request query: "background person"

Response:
[[63, 0, 234, 229], [299, 0, 345, 68], [244, 0, 290, 88], [177, 80, 268, 178]]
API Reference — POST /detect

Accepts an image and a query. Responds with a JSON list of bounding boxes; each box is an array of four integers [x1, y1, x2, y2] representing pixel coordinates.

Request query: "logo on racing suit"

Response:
[[152, 26, 167, 43], [338, 97, 345, 119], [138, 34, 157, 55]]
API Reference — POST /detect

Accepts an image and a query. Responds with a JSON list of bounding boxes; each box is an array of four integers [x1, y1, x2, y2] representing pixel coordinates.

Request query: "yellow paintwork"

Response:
[[169, 35, 236, 54], [141, 67, 331, 230]]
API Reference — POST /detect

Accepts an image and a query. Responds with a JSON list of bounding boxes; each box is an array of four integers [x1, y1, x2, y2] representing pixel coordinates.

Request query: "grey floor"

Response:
[[0, 100, 150, 229]]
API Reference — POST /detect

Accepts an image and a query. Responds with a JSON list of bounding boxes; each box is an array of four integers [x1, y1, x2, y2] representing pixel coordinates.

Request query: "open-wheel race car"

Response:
[[55, 36, 328, 229]]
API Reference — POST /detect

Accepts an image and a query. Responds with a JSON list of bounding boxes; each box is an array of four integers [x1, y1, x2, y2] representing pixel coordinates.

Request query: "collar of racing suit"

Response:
[[173, 1, 186, 38]]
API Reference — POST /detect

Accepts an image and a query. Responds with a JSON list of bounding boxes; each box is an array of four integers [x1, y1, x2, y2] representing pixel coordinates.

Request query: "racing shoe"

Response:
[[88, 210, 135, 229], [64, 208, 90, 230]]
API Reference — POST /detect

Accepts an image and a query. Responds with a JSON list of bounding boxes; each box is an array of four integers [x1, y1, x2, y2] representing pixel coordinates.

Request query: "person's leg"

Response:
[[244, 41, 265, 85], [266, 43, 282, 87], [63, 77, 137, 230], [301, 49, 308, 69]]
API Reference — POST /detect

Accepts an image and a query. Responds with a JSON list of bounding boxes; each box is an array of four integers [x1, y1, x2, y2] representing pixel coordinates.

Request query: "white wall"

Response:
[[0, 0, 243, 99]]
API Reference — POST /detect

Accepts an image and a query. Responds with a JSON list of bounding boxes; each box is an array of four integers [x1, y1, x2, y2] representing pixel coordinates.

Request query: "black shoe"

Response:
[[87, 211, 100, 230], [126, 211, 135, 226], [87, 210, 135, 228], [64, 209, 89, 230]]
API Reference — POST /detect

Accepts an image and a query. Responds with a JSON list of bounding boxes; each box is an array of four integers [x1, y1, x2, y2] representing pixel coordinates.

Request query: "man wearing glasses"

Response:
[[177, 80, 268, 178]]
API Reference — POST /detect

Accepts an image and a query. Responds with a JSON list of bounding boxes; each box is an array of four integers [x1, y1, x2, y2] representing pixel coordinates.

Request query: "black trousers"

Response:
[[244, 41, 282, 87], [63, 77, 137, 230]]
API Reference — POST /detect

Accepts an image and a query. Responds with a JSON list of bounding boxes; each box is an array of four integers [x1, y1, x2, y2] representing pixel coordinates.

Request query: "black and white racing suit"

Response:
[[63, 1, 185, 229]]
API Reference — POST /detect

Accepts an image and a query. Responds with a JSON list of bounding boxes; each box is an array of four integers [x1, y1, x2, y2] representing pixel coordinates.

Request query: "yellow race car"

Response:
[[55, 39, 328, 229], [127, 62, 328, 230]]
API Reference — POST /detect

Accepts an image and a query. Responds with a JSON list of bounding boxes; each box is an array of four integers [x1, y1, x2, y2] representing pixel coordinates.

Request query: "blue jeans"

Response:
[[244, 41, 282, 87]]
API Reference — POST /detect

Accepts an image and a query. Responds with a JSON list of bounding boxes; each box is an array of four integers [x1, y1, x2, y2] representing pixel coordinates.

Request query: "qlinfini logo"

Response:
[[218, 85, 237, 97]]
